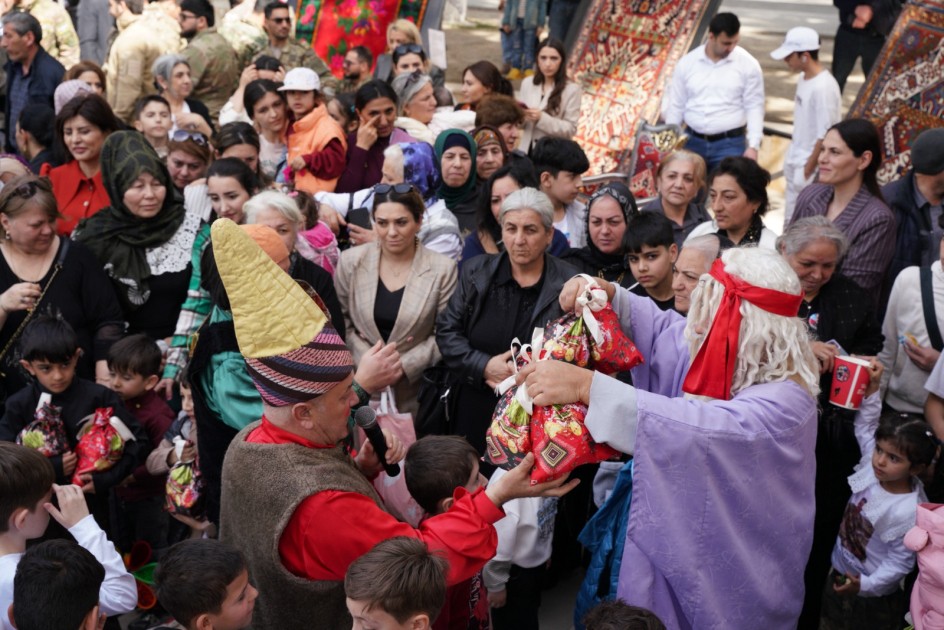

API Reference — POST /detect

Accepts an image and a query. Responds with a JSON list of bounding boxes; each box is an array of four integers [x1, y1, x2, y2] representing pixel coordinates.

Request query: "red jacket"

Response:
[[42, 160, 111, 235]]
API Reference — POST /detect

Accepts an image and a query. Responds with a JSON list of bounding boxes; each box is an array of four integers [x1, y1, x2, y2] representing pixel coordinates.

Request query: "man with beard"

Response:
[[338, 46, 372, 95], [178, 0, 239, 124], [258, 1, 337, 96]]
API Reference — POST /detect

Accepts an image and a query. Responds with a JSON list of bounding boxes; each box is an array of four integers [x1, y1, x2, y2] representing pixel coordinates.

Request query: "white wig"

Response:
[[684, 246, 819, 399]]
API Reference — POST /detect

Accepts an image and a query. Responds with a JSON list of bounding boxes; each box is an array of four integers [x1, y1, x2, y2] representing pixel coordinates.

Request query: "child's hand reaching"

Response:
[[291, 156, 307, 172], [44, 483, 90, 529], [861, 356, 883, 398], [75, 473, 95, 495]]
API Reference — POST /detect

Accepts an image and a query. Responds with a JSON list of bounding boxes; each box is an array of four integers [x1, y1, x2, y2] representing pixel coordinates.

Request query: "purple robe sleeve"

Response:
[[614, 380, 817, 629]]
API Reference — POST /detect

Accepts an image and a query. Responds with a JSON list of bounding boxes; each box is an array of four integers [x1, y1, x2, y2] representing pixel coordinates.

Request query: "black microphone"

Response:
[[354, 406, 400, 477]]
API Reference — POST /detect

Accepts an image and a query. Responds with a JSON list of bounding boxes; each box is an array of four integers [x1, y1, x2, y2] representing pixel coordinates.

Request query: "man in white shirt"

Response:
[[662, 12, 765, 172], [770, 26, 842, 222]]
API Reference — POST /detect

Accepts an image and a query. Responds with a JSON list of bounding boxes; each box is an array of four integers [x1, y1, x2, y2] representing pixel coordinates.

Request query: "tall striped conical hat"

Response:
[[210, 218, 353, 406]]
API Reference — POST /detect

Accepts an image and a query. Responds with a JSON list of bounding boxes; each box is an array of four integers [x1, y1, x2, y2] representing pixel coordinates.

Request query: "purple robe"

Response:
[[584, 288, 817, 629]]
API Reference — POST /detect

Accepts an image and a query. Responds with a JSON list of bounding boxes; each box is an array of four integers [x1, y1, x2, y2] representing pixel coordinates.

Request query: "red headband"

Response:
[[681, 258, 804, 400]]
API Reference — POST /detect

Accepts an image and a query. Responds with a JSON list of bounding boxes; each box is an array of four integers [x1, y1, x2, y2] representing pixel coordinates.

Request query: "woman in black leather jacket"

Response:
[[435, 187, 579, 458]]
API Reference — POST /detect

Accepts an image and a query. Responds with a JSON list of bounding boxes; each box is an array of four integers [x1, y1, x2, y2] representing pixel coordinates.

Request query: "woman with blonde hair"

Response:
[[641, 149, 710, 248]]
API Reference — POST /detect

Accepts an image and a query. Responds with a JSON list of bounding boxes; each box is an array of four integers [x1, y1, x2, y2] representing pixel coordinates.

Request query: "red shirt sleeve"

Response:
[[278, 487, 503, 585], [302, 138, 346, 179]]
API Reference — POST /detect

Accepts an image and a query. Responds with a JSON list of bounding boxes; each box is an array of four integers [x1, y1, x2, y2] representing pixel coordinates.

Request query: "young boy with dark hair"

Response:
[[0, 316, 148, 500], [107, 334, 176, 555], [0, 443, 137, 630], [133, 95, 172, 158], [624, 212, 679, 311], [10, 539, 106, 630], [404, 436, 489, 630], [345, 537, 448, 630], [531, 137, 590, 247], [154, 539, 257, 630]]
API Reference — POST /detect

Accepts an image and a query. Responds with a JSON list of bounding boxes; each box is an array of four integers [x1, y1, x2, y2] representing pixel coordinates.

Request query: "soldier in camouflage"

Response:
[[257, 0, 337, 97], [219, 0, 268, 69], [178, 0, 239, 125], [105, 0, 183, 123]]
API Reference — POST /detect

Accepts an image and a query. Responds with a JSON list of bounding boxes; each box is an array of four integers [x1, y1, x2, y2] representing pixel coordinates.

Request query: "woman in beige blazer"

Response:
[[517, 38, 582, 153], [335, 183, 458, 415]]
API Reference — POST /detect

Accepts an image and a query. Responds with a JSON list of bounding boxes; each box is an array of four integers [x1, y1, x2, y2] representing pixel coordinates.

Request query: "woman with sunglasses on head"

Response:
[[317, 142, 462, 259], [336, 80, 415, 193], [73, 131, 204, 341], [42, 94, 122, 236], [157, 158, 262, 396], [335, 184, 457, 414], [376, 21, 446, 87], [391, 71, 475, 145], [517, 38, 582, 153], [152, 54, 214, 138], [0, 175, 124, 398], [166, 130, 213, 193]]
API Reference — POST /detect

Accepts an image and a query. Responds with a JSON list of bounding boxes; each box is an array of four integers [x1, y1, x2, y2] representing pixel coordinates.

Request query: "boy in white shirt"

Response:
[[0, 443, 137, 630], [770, 26, 842, 222]]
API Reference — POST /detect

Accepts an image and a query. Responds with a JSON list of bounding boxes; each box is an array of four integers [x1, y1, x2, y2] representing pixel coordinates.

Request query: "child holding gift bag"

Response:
[[0, 316, 148, 535]]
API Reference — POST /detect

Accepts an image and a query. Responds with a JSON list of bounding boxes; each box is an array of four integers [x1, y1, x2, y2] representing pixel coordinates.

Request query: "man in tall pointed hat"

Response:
[[212, 219, 577, 628], [518, 246, 820, 629]]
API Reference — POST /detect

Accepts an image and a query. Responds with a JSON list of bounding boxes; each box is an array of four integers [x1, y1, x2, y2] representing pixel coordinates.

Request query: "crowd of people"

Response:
[[0, 0, 942, 628]]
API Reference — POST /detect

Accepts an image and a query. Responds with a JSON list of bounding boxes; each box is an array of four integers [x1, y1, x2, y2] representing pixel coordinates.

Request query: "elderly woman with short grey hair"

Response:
[[777, 215, 884, 626], [151, 54, 213, 136], [436, 187, 579, 458]]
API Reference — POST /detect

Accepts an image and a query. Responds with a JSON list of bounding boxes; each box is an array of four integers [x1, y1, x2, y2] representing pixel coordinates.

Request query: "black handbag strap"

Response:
[[921, 266, 943, 352]]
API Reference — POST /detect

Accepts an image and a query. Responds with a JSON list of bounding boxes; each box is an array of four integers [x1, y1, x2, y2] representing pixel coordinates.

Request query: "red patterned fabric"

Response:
[[848, 0, 944, 183]]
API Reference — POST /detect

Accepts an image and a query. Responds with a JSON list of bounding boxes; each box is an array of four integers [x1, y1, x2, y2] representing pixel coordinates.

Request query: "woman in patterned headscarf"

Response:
[[74, 131, 204, 340], [561, 181, 639, 288]]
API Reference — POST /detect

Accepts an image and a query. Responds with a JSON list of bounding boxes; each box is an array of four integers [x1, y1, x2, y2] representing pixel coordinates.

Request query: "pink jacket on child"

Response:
[[904, 503, 944, 630]]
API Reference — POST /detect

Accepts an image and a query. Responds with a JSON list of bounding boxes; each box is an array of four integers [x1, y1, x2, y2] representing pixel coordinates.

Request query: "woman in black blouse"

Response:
[[0, 175, 123, 398], [778, 216, 885, 626], [335, 185, 458, 414]]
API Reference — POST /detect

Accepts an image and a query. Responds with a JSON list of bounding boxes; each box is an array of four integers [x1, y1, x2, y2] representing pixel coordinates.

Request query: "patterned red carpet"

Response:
[[568, 0, 720, 178], [849, 0, 944, 183]]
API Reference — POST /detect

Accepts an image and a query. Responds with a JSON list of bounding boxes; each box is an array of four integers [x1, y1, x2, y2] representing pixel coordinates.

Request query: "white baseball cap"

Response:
[[278, 68, 321, 92], [770, 27, 820, 60]]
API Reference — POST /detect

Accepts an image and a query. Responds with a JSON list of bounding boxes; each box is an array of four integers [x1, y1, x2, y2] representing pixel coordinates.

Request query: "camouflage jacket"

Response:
[[18, 0, 78, 69], [182, 27, 240, 124], [219, 15, 267, 69], [105, 6, 183, 123], [257, 39, 338, 96]]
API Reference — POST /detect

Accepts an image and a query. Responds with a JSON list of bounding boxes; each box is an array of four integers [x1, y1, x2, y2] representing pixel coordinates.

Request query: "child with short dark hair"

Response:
[[0, 442, 137, 630], [532, 137, 590, 247], [582, 600, 666, 630], [345, 537, 448, 630], [404, 436, 490, 629], [0, 316, 148, 499], [280, 67, 347, 194], [11, 539, 106, 630], [154, 538, 257, 630], [133, 95, 173, 158], [624, 212, 678, 311], [107, 334, 176, 556]]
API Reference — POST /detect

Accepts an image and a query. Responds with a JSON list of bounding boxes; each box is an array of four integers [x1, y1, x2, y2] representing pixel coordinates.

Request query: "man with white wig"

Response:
[[518, 247, 820, 628]]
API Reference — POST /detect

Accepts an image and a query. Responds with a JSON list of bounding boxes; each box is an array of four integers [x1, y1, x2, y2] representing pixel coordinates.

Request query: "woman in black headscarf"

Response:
[[73, 131, 204, 340], [561, 182, 638, 288], [435, 129, 479, 236]]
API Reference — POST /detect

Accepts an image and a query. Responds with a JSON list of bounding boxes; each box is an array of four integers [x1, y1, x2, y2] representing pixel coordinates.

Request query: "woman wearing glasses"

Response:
[[74, 131, 204, 341], [0, 175, 123, 398], [436, 187, 579, 458], [42, 94, 121, 235], [335, 184, 458, 414]]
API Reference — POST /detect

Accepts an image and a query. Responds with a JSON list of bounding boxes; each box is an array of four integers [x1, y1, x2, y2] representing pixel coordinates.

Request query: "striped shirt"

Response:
[[791, 183, 896, 298]]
